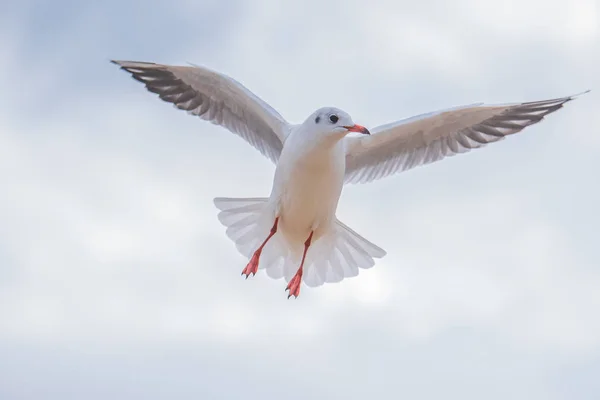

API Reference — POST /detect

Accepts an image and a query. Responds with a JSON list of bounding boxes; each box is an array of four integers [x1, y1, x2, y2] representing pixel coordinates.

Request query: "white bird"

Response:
[[111, 60, 588, 298]]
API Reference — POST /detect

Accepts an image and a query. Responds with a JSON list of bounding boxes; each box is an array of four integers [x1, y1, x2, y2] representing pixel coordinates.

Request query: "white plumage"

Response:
[[112, 59, 588, 297]]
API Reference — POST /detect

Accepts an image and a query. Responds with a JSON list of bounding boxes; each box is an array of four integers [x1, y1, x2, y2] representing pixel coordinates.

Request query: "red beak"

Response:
[[344, 124, 370, 135]]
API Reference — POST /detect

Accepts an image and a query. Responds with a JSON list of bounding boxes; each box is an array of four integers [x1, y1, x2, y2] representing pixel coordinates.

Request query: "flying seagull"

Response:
[[111, 59, 588, 298]]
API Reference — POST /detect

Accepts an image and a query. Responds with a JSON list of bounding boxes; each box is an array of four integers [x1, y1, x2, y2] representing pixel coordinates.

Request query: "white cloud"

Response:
[[465, 0, 598, 45]]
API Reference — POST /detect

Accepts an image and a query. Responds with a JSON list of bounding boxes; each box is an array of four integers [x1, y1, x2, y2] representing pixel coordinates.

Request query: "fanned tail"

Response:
[[300, 218, 386, 287], [213, 197, 273, 259], [214, 197, 386, 287]]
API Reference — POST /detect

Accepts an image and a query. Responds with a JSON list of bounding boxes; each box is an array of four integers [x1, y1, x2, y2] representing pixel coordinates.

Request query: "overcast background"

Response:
[[1, 0, 599, 399]]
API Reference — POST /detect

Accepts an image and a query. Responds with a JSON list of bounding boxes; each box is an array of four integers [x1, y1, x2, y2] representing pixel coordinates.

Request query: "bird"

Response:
[[111, 59, 588, 298]]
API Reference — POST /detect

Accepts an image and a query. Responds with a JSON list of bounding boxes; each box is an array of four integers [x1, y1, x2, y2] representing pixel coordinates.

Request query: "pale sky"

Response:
[[1, 0, 599, 399]]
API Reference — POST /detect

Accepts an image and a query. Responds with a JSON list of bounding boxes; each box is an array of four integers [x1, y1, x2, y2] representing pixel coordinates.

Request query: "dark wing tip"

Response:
[[110, 59, 130, 68], [110, 59, 211, 115], [572, 89, 591, 100], [561, 89, 591, 104], [110, 60, 162, 70]]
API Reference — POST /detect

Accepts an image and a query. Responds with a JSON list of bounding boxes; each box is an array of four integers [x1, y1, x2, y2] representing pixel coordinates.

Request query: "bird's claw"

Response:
[[241, 254, 259, 279], [285, 274, 302, 299]]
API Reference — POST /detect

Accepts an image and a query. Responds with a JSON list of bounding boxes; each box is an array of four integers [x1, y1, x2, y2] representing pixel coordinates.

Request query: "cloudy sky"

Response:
[[1, 0, 599, 398]]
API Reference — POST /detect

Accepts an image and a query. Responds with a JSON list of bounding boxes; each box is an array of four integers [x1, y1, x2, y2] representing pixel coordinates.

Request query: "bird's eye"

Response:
[[329, 114, 339, 124]]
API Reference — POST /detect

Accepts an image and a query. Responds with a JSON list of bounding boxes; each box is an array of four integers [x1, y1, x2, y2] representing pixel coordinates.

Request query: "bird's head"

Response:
[[304, 107, 370, 140]]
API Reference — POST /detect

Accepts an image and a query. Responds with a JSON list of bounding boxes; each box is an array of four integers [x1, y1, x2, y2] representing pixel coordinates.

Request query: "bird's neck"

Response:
[[291, 128, 345, 153], [280, 130, 345, 167]]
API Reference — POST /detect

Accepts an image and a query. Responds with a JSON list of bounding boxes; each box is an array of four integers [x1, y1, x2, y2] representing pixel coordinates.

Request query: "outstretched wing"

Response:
[[112, 60, 290, 163], [344, 91, 589, 184]]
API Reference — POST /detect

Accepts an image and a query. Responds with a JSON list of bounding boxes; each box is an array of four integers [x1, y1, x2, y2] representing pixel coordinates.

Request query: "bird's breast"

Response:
[[273, 142, 345, 243]]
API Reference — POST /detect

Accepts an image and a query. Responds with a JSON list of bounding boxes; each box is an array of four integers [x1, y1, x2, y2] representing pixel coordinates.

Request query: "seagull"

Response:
[[111, 59, 588, 298]]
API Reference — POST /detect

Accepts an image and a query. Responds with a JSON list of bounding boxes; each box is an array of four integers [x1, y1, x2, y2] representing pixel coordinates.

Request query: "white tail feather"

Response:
[[213, 197, 386, 287], [213, 197, 275, 259]]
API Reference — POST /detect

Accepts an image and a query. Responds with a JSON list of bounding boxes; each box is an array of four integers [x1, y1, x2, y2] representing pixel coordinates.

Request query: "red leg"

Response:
[[286, 231, 314, 299], [241, 217, 279, 279]]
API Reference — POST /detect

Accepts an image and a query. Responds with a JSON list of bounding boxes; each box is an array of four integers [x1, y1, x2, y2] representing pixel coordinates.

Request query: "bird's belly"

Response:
[[278, 163, 343, 243]]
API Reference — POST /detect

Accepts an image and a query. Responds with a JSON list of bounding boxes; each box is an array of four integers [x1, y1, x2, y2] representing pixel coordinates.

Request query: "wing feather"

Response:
[[112, 60, 290, 163], [344, 91, 589, 184]]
